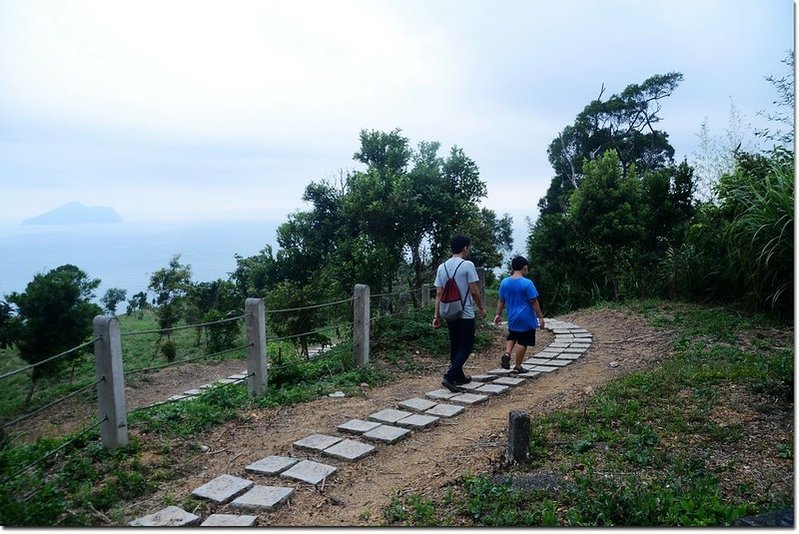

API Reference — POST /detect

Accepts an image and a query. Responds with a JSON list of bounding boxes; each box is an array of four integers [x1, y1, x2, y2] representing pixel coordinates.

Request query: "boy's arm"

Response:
[[530, 298, 545, 328], [494, 298, 505, 325]]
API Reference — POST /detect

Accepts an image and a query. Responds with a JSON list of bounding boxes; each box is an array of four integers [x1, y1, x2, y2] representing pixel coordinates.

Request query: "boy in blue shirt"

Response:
[[493, 256, 545, 374]]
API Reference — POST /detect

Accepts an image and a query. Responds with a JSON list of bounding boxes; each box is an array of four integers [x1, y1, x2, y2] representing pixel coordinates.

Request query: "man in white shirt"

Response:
[[433, 234, 487, 392]]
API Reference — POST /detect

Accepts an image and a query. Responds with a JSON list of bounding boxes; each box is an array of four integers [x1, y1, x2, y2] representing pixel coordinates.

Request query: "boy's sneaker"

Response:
[[442, 377, 466, 393], [454, 374, 471, 385], [500, 352, 511, 369]]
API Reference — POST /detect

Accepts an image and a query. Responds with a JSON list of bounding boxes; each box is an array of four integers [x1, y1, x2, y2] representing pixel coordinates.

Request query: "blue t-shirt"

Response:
[[498, 276, 539, 331]]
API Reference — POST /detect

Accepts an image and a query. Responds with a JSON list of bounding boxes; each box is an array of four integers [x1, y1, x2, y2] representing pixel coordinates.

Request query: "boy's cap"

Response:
[[511, 256, 529, 271]]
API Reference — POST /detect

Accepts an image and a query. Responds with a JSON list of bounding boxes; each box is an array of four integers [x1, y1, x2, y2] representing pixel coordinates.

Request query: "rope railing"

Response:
[[266, 347, 345, 371], [266, 321, 353, 343], [0, 415, 108, 486], [127, 372, 253, 417], [369, 288, 417, 299], [124, 343, 252, 376], [264, 297, 354, 315], [2, 377, 105, 432], [120, 314, 247, 338], [0, 338, 100, 383], [369, 308, 413, 323]]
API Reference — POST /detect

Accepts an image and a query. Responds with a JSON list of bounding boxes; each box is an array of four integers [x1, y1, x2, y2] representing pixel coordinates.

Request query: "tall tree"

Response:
[[4, 265, 102, 404], [540, 72, 683, 215], [148, 255, 192, 339], [568, 150, 644, 299]]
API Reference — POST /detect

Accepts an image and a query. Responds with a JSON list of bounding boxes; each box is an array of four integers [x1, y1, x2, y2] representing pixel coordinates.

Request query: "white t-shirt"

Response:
[[434, 257, 479, 319]]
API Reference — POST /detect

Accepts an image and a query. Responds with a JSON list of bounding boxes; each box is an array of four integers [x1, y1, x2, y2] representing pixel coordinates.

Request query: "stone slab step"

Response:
[[368, 408, 415, 424], [492, 376, 525, 387], [321, 438, 375, 461], [448, 392, 489, 405], [362, 424, 411, 444], [191, 474, 254, 504], [398, 398, 438, 412], [245, 455, 299, 476], [293, 433, 343, 452], [475, 383, 509, 395], [425, 389, 459, 400], [470, 374, 497, 382], [280, 460, 337, 485], [130, 506, 200, 527], [201, 514, 258, 527], [337, 419, 382, 435], [425, 403, 465, 418], [396, 413, 439, 429], [230, 485, 294, 512]]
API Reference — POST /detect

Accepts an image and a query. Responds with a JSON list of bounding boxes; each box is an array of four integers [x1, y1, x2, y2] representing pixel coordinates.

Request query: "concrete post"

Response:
[[245, 298, 267, 396], [506, 410, 530, 465], [353, 284, 370, 367], [421, 284, 432, 307], [93, 316, 128, 449]]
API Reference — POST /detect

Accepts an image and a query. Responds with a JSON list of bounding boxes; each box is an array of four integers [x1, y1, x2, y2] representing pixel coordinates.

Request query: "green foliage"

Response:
[[4, 265, 102, 389], [101, 288, 127, 315], [125, 291, 149, 318], [540, 72, 682, 215], [371, 305, 493, 357], [383, 302, 791, 527], [159, 339, 177, 361], [0, 438, 156, 527], [529, 63, 793, 320], [235, 129, 510, 301], [569, 150, 644, 300], [148, 255, 192, 336]]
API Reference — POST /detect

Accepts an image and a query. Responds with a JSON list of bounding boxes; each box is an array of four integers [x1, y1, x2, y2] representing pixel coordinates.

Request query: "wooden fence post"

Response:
[[353, 284, 370, 367], [93, 316, 128, 449], [245, 298, 267, 396]]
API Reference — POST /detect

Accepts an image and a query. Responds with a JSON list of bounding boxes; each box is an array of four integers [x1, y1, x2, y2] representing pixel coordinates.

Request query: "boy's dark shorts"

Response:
[[507, 328, 536, 347]]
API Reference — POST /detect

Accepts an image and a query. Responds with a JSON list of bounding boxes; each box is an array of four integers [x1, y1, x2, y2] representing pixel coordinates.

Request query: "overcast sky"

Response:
[[0, 0, 793, 232]]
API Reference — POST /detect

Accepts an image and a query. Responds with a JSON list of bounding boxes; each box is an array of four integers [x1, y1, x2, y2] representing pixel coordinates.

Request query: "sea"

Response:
[[0, 220, 281, 303]]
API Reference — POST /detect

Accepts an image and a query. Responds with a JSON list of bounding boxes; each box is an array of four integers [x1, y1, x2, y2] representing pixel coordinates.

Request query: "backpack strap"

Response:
[[443, 260, 471, 308]]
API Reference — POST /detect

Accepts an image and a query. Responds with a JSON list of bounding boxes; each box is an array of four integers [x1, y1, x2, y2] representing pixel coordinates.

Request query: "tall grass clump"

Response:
[[722, 147, 793, 315]]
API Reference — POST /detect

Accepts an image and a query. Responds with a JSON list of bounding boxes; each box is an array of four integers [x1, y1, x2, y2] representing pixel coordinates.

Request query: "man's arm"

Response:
[[469, 282, 486, 319], [432, 286, 444, 328]]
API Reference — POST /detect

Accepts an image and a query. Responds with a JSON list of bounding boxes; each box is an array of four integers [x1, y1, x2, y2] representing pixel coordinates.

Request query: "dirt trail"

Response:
[[122, 307, 670, 526]]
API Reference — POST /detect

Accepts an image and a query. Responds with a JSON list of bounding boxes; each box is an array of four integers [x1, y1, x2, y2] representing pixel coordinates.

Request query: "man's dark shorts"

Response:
[[507, 328, 536, 347]]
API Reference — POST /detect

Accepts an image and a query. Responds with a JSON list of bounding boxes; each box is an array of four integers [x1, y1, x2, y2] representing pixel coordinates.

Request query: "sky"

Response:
[[0, 1, 794, 244]]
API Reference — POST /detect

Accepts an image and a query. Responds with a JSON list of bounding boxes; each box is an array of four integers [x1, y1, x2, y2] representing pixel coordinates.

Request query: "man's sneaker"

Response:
[[501, 352, 511, 369], [454, 374, 471, 385], [442, 377, 465, 393]]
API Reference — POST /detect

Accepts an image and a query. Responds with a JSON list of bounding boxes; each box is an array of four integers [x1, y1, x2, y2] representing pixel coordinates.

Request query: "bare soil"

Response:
[[121, 307, 681, 526], [17, 306, 793, 526]]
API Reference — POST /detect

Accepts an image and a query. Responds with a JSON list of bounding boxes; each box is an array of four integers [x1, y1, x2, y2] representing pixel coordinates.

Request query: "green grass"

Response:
[[382, 300, 793, 527], [0, 303, 429, 526]]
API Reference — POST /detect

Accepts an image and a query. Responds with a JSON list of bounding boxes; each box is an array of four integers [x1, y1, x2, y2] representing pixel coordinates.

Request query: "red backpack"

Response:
[[439, 261, 469, 321]]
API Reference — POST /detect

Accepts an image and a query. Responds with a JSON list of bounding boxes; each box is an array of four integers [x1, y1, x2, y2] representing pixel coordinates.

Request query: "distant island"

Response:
[[21, 202, 123, 225]]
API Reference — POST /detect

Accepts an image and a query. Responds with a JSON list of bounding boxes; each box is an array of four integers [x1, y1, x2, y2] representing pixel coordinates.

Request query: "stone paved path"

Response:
[[129, 318, 592, 527]]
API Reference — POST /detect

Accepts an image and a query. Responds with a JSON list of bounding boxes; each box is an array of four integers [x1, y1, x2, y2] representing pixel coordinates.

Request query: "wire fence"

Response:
[[127, 372, 254, 418], [125, 343, 252, 376], [0, 337, 100, 383], [2, 377, 104, 433], [0, 415, 108, 487], [0, 285, 436, 487], [119, 314, 247, 338]]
